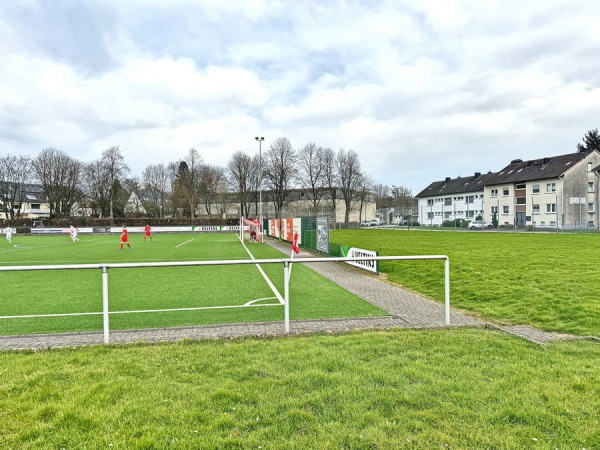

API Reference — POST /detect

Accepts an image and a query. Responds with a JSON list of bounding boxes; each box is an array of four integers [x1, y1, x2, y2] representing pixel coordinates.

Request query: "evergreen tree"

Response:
[[577, 128, 600, 153]]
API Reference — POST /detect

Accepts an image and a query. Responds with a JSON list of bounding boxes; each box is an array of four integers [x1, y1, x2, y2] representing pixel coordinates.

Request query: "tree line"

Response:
[[0, 138, 413, 225]]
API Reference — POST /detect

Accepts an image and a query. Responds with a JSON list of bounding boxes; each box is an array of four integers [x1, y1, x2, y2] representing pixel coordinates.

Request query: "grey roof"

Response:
[[416, 172, 496, 198], [483, 151, 593, 185], [0, 183, 47, 203]]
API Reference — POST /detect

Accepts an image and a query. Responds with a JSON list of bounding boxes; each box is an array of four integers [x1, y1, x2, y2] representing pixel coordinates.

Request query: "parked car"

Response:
[[468, 220, 493, 230], [360, 221, 371, 227], [370, 219, 383, 227]]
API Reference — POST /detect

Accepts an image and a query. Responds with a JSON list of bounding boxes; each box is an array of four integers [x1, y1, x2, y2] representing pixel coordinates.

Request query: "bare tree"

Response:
[[336, 148, 363, 225], [392, 185, 414, 222], [374, 184, 391, 208], [166, 161, 180, 217], [249, 154, 260, 218], [100, 146, 129, 220], [32, 148, 83, 219], [356, 173, 375, 222], [142, 163, 170, 217], [170, 149, 204, 220], [214, 176, 235, 218], [322, 147, 339, 215], [0, 154, 32, 221], [297, 142, 326, 215], [83, 159, 111, 218], [198, 164, 227, 217], [264, 137, 296, 219], [228, 150, 253, 218], [184, 148, 203, 218]]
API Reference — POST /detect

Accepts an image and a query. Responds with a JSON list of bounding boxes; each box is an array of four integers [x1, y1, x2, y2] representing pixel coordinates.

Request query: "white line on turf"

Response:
[[176, 238, 195, 248], [0, 302, 283, 320], [244, 297, 279, 306], [239, 235, 285, 305]]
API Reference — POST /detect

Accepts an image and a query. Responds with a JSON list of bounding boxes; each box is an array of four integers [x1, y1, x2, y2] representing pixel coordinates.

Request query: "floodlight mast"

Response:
[[255, 137, 265, 226]]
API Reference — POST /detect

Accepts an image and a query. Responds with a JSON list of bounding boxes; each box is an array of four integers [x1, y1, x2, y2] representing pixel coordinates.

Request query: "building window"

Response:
[[516, 197, 526, 205], [588, 203, 595, 213], [502, 188, 509, 196], [546, 183, 556, 193], [516, 183, 526, 189], [467, 211, 475, 218], [466, 195, 474, 203], [588, 221, 595, 227], [31, 204, 41, 210], [427, 199, 433, 206], [588, 182, 595, 192], [588, 162, 593, 172], [532, 204, 540, 213], [444, 197, 452, 206], [503, 206, 509, 214], [491, 189, 498, 197], [532, 184, 539, 194], [427, 212, 434, 219], [546, 203, 556, 213], [491, 206, 498, 214]]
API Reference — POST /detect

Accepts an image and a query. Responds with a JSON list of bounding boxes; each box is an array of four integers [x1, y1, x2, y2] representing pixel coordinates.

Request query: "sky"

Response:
[[1, 0, 600, 194]]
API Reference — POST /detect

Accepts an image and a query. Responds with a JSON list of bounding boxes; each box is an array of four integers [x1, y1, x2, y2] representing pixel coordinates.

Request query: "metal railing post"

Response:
[[102, 266, 110, 344], [444, 257, 450, 325], [283, 260, 290, 333]]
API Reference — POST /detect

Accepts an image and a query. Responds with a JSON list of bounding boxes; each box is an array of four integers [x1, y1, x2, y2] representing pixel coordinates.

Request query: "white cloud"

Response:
[[1, 0, 600, 193]]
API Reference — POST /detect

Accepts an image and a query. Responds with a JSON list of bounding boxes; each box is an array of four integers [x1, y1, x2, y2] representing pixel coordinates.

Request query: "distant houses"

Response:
[[416, 150, 600, 230]]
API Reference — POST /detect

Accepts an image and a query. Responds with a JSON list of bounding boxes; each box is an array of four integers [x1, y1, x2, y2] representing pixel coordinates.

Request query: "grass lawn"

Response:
[[332, 229, 600, 336], [1, 231, 598, 448], [0, 328, 598, 449], [0, 233, 385, 335]]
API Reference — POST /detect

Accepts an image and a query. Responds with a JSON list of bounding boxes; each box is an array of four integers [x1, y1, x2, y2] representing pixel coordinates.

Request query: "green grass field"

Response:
[[1, 229, 599, 448], [1, 328, 598, 449], [332, 229, 600, 336], [0, 232, 385, 335]]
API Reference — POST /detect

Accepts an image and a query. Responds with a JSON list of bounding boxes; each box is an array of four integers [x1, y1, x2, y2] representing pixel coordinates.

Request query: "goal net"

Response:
[[240, 217, 263, 243]]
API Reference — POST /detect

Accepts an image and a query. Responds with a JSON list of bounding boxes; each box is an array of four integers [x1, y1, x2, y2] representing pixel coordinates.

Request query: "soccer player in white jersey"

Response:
[[70, 225, 79, 242], [4, 226, 12, 244]]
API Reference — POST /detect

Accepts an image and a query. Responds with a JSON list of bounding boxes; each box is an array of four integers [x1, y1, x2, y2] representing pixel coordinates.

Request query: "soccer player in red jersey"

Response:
[[144, 224, 152, 241], [120, 225, 131, 250]]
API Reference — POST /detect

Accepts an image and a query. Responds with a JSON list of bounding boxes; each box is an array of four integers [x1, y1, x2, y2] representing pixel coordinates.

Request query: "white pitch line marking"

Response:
[[176, 238, 195, 248]]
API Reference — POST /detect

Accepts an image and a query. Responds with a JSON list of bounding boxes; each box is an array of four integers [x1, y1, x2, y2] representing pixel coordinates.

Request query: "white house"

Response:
[[416, 172, 496, 226]]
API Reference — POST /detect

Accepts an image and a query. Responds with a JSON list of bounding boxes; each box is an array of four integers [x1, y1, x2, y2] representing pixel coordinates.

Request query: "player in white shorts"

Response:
[[4, 226, 12, 244], [70, 225, 79, 242]]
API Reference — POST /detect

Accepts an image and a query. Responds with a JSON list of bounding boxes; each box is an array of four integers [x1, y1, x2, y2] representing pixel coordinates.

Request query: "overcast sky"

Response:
[[1, 0, 599, 194]]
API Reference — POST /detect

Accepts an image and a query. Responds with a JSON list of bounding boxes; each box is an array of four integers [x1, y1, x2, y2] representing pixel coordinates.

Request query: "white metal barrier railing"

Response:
[[0, 255, 450, 343]]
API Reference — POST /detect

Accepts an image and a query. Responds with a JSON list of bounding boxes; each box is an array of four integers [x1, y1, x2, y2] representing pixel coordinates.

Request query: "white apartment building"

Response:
[[482, 150, 600, 229], [416, 172, 496, 226]]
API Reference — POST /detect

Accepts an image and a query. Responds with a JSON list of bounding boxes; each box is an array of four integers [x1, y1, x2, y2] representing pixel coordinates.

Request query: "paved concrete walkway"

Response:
[[0, 238, 581, 350]]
